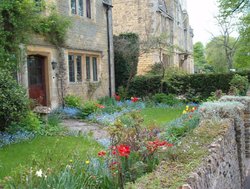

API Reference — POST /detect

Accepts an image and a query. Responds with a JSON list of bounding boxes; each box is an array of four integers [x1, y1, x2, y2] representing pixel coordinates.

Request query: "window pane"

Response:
[[78, 0, 83, 16], [92, 57, 98, 81], [68, 55, 75, 82], [71, 0, 77, 14], [86, 0, 91, 18], [86, 56, 91, 80], [76, 56, 82, 82]]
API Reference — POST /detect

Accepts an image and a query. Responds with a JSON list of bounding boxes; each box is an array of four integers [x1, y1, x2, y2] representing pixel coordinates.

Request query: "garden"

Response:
[[0, 71, 249, 189]]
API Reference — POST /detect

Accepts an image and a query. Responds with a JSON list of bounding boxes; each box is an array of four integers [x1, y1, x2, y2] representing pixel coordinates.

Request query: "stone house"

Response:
[[112, 0, 194, 75], [18, 0, 115, 109]]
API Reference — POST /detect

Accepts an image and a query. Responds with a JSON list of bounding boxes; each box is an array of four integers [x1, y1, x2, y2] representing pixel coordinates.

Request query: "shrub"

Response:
[[114, 33, 140, 89], [0, 70, 29, 130], [128, 71, 250, 101], [128, 75, 162, 97], [7, 112, 41, 133], [229, 74, 249, 95], [64, 95, 82, 108], [80, 101, 98, 118], [152, 93, 180, 105]]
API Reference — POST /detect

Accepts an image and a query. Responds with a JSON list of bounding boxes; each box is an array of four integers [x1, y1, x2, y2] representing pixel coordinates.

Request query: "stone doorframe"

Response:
[[25, 46, 53, 107]]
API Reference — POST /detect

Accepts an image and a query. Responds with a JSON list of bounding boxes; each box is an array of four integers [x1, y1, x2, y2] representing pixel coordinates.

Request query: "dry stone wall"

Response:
[[181, 97, 250, 189], [184, 119, 241, 189]]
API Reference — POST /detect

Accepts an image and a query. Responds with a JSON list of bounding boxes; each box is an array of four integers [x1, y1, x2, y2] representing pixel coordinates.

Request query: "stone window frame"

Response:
[[69, 0, 94, 19], [68, 52, 100, 83]]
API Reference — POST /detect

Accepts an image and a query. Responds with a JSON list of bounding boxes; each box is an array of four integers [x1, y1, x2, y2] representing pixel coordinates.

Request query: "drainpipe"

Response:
[[103, 1, 114, 97]]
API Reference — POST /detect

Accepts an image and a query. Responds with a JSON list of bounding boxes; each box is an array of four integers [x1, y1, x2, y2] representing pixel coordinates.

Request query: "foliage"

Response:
[[218, 0, 250, 16], [7, 112, 41, 133], [128, 75, 162, 97], [206, 90, 225, 102], [205, 36, 237, 72], [0, 70, 29, 131], [152, 93, 180, 106], [0, 0, 70, 71], [64, 95, 82, 108], [128, 71, 250, 101], [193, 42, 207, 72], [107, 112, 173, 187], [117, 86, 128, 100], [0, 0, 40, 70], [218, 0, 250, 71], [114, 33, 140, 89], [165, 106, 200, 143], [229, 74, 249, 95], [234, 14, 250, 70], [33, 11, 71, 47], [126, 119, 225, 188], [80, 101, 99, 118]]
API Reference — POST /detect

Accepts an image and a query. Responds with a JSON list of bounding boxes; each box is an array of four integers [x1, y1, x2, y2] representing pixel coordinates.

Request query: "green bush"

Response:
[[128, 75, 162, 97], [229, 74, 249, 95], [64, 95, 82, 108], [152, 93, 180, 105], [7, 112, 41, 133], [128, 71, 250, 101], [80, 101, 98, 118], [114, 33, 140, 89], [0, 70, 29, 130]]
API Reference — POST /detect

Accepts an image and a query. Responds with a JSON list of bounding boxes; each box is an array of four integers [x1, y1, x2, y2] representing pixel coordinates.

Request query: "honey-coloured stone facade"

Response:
[[19, 0, 115, 109], [112, 0, 194, 75]]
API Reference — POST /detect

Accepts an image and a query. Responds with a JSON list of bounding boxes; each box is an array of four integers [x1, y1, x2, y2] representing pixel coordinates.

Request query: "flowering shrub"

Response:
[[104, 111, 173, 187]]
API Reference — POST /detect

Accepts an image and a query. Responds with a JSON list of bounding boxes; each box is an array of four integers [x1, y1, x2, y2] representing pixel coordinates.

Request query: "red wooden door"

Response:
[[28, 55, 47, 106]]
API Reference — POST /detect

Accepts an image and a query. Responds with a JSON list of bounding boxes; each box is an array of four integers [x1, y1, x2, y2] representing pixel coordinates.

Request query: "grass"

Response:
[[0, 135, 101, 179], [141, 106, 184, 126]]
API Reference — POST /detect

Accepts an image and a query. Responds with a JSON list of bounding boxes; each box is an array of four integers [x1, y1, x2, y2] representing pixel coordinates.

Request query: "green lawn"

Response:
[[141, 106, 184, 126], [0, 136, 101, 179]]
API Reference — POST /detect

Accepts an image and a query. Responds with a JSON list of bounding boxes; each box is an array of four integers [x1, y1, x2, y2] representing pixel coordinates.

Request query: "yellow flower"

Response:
[[182, 110, 187, 114], [69, 159, 73, 163], [85, 160, 90, 164]]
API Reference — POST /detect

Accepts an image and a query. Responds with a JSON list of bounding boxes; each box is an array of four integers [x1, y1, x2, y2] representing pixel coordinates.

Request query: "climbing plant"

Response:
[[0, 0, 71, 71]]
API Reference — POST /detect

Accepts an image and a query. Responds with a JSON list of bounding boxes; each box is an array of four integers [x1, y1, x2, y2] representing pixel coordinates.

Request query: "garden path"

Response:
[[62, 119, 109, 141]]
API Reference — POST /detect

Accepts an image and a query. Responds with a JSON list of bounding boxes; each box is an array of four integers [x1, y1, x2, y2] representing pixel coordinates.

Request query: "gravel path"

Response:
[[62, 119, 109, 141]]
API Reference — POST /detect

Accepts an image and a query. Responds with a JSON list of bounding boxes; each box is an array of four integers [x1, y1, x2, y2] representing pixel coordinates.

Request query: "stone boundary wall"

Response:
[[181, 97, 250, 189], [181, 119, 241, 189]]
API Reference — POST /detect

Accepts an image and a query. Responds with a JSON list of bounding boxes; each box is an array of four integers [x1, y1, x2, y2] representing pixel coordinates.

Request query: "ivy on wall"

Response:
[[0, 0, 71, 71]]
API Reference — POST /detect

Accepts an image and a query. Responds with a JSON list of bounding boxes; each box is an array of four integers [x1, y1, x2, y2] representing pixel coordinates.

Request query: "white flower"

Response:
[[35, 169, 43, 177]]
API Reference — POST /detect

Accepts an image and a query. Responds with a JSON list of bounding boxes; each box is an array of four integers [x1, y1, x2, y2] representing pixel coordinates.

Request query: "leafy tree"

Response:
[[205, 36, 237, 73], [218, 0, 249, 16], [193, 42, 206, 72], [218, 0, 250, 71]]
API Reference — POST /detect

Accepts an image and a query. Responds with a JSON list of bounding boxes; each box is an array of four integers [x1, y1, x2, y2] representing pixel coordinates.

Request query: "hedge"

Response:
[[128, 75, 162, 97], [128, 71, 250, 100]]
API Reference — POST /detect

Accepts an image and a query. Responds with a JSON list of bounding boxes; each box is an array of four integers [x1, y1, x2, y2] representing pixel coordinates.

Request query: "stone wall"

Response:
[[20, 0, 115, 108], [183, 119, 241, 189], [112, 0, 194, 75], [126, 97, 250, 189], [181, 98, 250, 189]]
